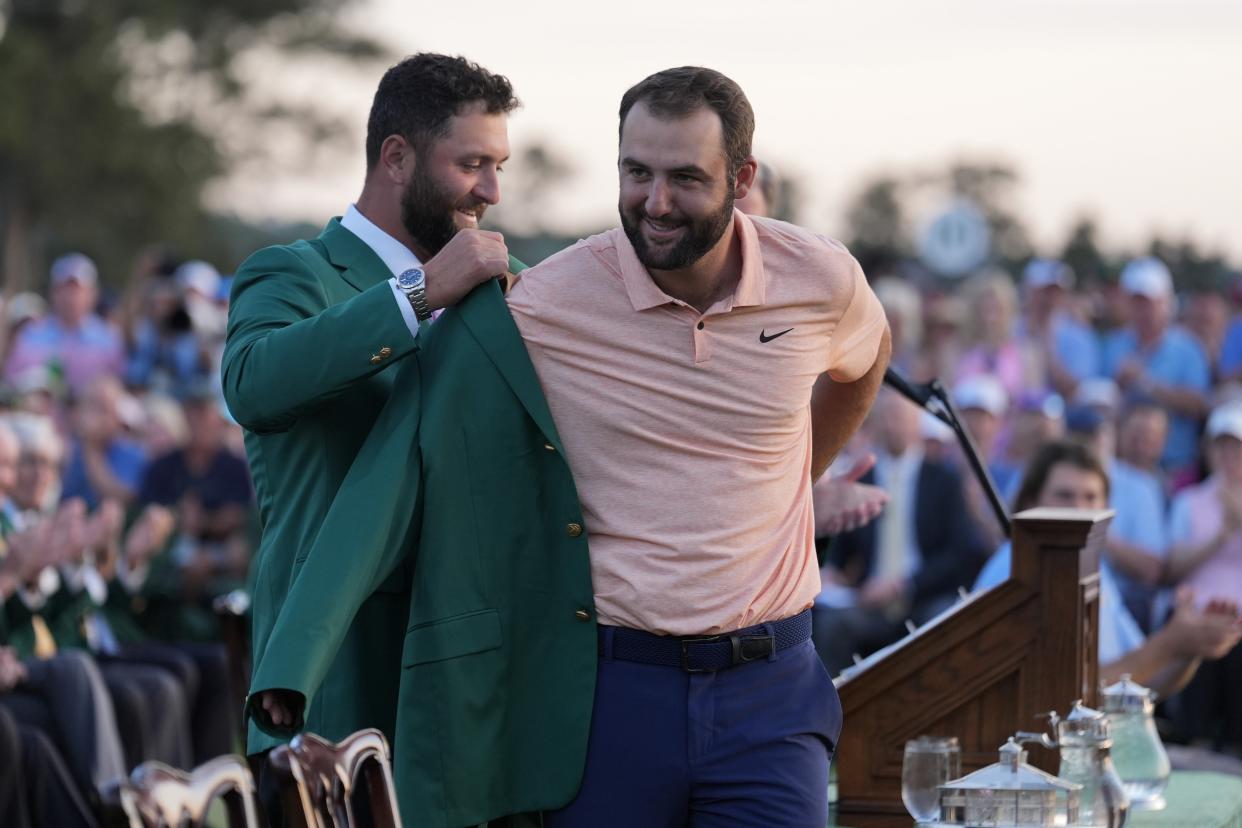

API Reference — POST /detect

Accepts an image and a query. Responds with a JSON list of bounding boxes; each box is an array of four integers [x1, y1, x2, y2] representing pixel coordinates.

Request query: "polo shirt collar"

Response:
[[616, 208, 767, 312]]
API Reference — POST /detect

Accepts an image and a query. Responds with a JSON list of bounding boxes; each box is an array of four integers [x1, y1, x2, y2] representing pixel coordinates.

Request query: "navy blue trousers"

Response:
[[543, 633, 843, 828]]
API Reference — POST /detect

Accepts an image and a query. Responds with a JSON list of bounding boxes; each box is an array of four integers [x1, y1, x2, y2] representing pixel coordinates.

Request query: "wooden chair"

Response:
[[268, 728, 402, 828], [118, 754, 260, 828]]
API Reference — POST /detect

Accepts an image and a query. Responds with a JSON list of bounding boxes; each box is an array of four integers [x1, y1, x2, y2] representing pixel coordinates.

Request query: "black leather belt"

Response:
[[599, 609, 812, 673]]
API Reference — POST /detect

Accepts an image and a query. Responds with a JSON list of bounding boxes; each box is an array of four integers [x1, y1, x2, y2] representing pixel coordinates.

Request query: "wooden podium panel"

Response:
[[832, 508, 1112, 828]]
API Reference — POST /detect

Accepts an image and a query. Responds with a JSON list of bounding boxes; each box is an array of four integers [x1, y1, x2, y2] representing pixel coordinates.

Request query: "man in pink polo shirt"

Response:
[[508, 66, 890, 827]]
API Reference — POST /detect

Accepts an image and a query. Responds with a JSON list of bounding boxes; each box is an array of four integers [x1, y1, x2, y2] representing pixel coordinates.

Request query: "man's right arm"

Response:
[[222, 230, 507, 434], [221, 246, 419, 434]]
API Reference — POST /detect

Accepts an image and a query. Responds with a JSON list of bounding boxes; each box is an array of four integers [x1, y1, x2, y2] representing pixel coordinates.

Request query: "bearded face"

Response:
[[619, 185, 735, 272], [400, 163, 489, 258]]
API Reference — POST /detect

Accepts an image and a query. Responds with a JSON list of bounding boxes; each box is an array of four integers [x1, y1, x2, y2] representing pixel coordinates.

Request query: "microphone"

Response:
[[883, 366, 933, 407]]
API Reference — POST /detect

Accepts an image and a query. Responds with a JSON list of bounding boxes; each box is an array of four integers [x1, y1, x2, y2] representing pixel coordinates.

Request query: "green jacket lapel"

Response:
[[456, 279, 565, 455], [319, 217, 392, 292]]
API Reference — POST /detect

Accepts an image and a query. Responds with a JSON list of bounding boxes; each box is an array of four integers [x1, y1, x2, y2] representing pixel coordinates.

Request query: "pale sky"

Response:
[[217, 0, 1242, 260]]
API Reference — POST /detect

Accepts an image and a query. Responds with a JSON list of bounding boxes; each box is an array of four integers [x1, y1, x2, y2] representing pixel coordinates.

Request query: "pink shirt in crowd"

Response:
[[506, 210, 887, 635], [4, 315, 125, 392], [1169, 475, 1242, 608]]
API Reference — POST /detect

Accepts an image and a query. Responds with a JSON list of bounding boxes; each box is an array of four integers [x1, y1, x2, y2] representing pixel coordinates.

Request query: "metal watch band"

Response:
[[408, 283, 432, 322]]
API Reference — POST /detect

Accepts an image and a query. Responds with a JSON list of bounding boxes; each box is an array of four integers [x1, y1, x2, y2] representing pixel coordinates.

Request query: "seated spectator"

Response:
[[1183, 289, 1230, 381], [956, 270, 1034, 400], [1, 421, 128, 805], [996, 389, 1065, 502], [953, 374, 1016, 553], [61, 376, 148, 510], [137, 392, 189, 460], [124, 273, 209, 399], [1221, 310, 1242, 385], [138, 388, 253, 609], [872, 278, 924, 379], [920, 291, 965, 383], [814, 390, 985, 675], [1164, 402, 1242, 751], [974, 441, 1241, 699], [0, 293, 47, 379], [1101, 257, 1210, 475], [0, 668, 100, 828], [1099, 402, 1171, 630], [3, 415, 193, 770], [3, 254, 124, 394], [1015, 258, 1100, 398]]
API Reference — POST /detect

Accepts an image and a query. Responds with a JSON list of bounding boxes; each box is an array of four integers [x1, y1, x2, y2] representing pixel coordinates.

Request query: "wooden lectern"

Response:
[[832, 508, 1113, 828]]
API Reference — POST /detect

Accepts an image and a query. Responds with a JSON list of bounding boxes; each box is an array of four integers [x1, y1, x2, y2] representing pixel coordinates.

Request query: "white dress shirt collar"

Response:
[[340, 204, 422, 278]]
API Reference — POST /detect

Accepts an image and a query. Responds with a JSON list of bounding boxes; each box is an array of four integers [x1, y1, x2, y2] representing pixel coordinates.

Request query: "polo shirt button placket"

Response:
[[693, 316, 711, 364]]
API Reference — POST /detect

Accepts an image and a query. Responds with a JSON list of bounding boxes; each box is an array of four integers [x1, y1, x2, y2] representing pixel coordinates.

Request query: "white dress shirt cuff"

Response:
[[388, 278, 422, 342]]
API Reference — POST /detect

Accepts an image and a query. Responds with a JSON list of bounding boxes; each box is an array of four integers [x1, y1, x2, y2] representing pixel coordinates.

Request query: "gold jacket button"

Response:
[[379, 346, 393, 357], [566, 522, 583, 538], [369, 354, 383, 365], [574, 609, 591, 622]]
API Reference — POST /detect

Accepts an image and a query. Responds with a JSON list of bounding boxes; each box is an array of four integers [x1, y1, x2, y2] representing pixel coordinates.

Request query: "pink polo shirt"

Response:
[[507, 210, 887, 635]]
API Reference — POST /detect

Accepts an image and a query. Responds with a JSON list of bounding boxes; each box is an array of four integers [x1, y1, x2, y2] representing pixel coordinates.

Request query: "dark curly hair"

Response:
[[365, 53, 519, 170], [618, 66, 754, 183]]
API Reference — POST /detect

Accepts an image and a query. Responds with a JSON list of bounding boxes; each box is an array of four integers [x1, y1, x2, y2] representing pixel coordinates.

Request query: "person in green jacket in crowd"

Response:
[[222, 52, 521, 761]]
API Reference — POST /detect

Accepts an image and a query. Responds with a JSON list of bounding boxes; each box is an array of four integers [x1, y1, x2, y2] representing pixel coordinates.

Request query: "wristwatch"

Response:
[[397, 267, 433, 322]]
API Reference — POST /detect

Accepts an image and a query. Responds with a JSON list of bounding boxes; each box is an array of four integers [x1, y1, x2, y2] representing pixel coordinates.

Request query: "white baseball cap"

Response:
[[1207, 402, 1242, 442], [50, 253, 98, 288], [175, 260, 221, 298], [1120, 257, 1173, 300], [1023, 258, 1074, 291], [954, 375, 1008, 417], [1074, 378, 1121, 414], [920, 411, 955, 443]]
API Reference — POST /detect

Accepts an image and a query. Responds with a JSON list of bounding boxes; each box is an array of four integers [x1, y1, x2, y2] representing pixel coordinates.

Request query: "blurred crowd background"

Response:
[[2, 0, 1241, 825]]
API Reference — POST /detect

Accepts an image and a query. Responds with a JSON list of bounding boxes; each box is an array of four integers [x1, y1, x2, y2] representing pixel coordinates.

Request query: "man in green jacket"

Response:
[[222, 53, 520, 756]]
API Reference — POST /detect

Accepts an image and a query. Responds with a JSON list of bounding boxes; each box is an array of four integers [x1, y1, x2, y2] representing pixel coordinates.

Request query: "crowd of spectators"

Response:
[[814, 253, 1242, 759], [0, 250, 252, 827], [3, 233, 1242, 822]]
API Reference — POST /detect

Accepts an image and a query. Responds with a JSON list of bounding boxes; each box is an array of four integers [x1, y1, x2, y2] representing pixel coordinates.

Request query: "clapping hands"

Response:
[[1168, 587, 1242, 661]]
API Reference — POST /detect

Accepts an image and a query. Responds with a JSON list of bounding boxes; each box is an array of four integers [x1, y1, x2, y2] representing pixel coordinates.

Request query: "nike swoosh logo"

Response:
[[759, 328, 794, 343]]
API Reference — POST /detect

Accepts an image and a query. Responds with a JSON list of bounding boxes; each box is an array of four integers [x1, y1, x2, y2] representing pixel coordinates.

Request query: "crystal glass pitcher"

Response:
[[1101, 675, 1170, 810], [1055, 701, 1130, 827]]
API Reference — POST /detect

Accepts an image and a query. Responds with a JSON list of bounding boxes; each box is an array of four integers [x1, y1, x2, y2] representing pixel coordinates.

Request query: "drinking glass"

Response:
[[902, 735, 961, 823]]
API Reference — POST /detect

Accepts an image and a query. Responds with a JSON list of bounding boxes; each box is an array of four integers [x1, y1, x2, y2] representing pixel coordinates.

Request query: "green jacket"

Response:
[[223, 218, 422, 753], [249, 278, 598, 827]]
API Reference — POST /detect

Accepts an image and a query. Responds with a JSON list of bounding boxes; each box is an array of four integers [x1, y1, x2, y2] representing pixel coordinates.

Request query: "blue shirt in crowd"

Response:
[[1220, 317, 1242, 379], [1100, 326, 1211, 471], [973, 541, 1146, 664], [61, 438, 149, 510]]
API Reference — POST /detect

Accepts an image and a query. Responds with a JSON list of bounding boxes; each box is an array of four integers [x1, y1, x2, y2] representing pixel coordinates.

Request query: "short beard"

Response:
[[400, 166, 484, 258], [620, 188, 735, 272]]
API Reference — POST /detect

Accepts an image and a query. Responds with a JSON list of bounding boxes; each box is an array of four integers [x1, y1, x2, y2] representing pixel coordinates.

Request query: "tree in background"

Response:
[[1059, 217, 1109, 286], [0, 0, 387, 291], [843, 176, 908, 277]]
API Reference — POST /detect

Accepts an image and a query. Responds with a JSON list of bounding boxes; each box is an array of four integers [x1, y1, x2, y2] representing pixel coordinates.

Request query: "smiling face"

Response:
[[400, 102, 510, 257], [617, 103, 739, 273]]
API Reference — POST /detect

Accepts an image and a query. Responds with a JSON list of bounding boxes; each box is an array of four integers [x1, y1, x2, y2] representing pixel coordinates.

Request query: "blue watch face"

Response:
[[397, 267, 425, 291]]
